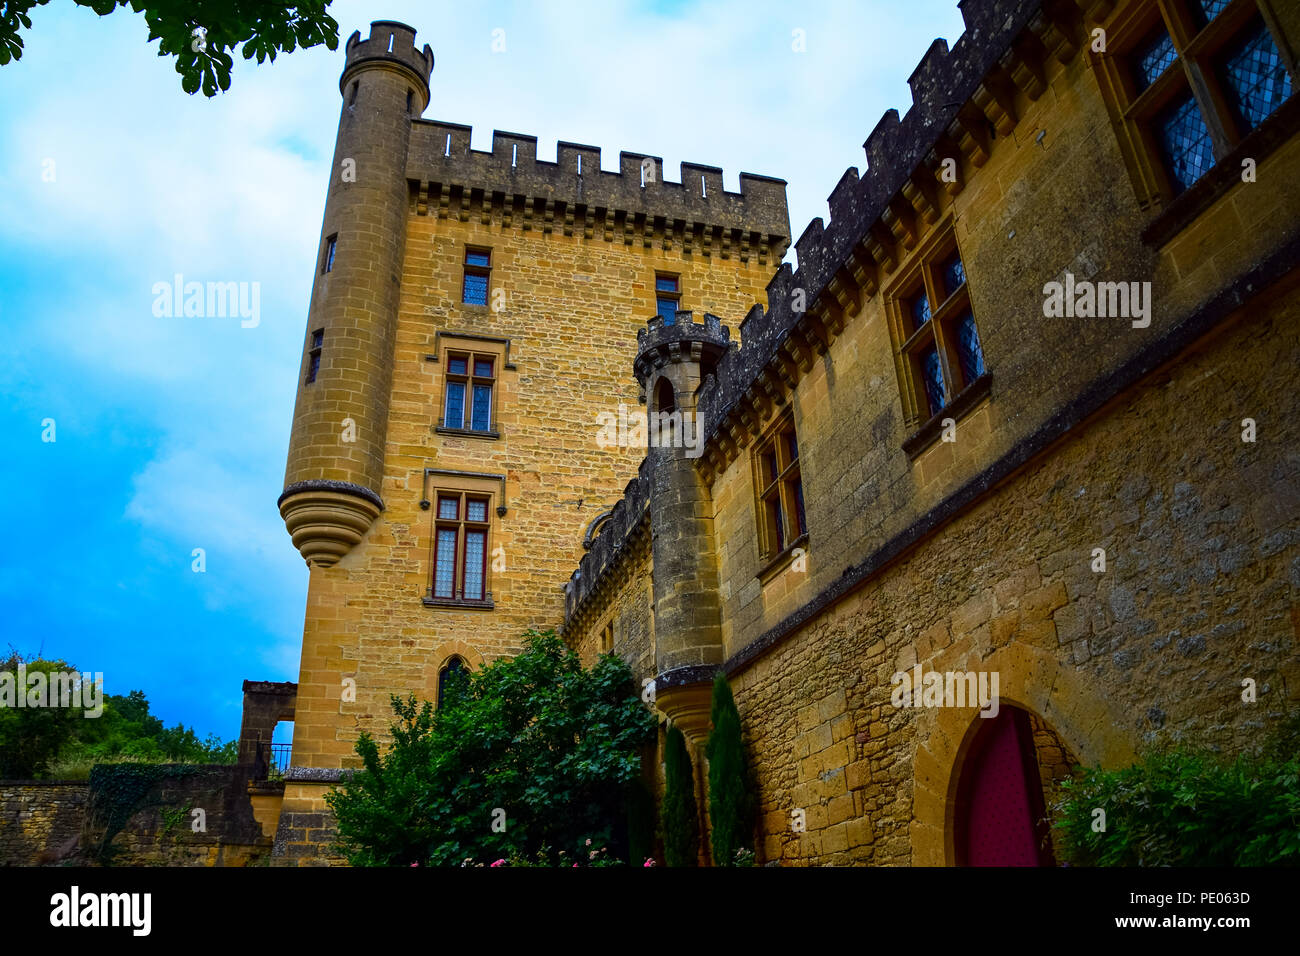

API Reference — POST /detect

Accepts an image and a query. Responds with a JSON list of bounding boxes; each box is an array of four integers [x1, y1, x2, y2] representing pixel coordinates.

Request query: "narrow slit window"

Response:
[[305, 329, 324, 385], [322, 234, 337, 274]]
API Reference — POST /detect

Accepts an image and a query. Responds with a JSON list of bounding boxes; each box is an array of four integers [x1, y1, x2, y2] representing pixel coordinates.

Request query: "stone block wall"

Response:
[[0, 782, 88, 866]]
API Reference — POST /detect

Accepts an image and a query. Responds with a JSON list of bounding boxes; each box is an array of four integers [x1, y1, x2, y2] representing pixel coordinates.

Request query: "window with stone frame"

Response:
[[442, 351, 496, 432], [1095, 0, 1295, 205], [885, 223, 986, 430], [600, 620, 614, 654], [463, 247, 491, 306], [437, 656, 466, 708], [428, 491, 493, 605], [753, 410, 806, 566], [655, 273, 681, 324]]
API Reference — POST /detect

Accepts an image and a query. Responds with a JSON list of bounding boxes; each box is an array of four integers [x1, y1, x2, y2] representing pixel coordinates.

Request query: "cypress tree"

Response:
[[706, 671, 756, 866], [661, 724, 699, 866]]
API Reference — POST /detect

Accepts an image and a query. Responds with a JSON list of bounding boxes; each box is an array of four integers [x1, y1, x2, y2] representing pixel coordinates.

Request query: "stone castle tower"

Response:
[[256, 3, 1299, 867], [268, 20, 790, 860]]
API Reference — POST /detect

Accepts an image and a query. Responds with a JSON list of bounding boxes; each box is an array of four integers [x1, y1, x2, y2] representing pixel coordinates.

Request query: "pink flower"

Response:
[[490, 859, 506, 868], [643, 858, 656, 867], [585, 838, 592, 846], [410, 862, 419, 867], [573, 863, 579, 867]]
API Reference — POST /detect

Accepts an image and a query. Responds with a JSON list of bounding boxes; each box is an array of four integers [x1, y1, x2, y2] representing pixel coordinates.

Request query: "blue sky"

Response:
[[0, 0, 965, 743]]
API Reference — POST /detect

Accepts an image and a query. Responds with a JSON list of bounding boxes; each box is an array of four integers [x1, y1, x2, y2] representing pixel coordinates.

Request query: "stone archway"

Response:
[[909, 643, 1136, 866]]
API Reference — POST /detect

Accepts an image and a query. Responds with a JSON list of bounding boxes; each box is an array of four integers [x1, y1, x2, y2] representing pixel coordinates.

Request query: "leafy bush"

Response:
[[661, 724, 699, 866], [1052, 713, 1300, 866], [0, 651, 237, 780], [326, 630, 657, 866], [706, 671, 756, 866], [0, 654, 84, 778]]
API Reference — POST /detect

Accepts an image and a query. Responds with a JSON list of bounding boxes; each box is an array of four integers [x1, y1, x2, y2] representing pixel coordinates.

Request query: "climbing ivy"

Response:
[[86, 763, 202, 863]]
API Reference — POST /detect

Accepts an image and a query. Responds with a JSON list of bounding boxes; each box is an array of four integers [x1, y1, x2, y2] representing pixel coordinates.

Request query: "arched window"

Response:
[[437, 656, 466, 709]]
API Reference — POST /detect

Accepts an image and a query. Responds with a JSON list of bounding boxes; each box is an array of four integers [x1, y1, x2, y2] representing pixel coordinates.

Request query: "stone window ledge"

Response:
[[435, 425, 500, 440], [1142, 94, 1300, 249], [902, 372, 992, 460], [757, 533, 809, 585], [422, 596, 495, 611]]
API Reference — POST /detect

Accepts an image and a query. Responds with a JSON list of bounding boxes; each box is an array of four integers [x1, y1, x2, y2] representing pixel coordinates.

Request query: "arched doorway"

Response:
[[952, 705, 1055, 866]]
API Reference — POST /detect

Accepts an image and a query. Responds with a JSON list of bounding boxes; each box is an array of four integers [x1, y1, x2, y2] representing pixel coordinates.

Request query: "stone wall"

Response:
[[730, 284, 1299, 865], [82, 765, 273, 867], [1, 765, 274, 866], [0, 782, 88, 866], [286, 157, 785, 775]]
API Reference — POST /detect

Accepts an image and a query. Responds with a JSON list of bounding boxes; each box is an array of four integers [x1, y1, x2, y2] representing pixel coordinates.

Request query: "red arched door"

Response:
[[954, 706, 1054, 866]]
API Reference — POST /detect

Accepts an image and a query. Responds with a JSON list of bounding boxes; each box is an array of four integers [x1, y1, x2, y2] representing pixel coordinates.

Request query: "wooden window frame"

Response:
[[441, 350, 496, 434], [426, 490, 494, 608], [1093, 0, 1297, 210], [655, 273, 681, 323], [885, 219, 990, 452], [753, 410, 807, 577], [463, 246, 492, 306]]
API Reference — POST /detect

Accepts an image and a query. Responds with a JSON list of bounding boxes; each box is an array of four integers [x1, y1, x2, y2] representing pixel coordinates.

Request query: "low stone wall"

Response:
[[1, 765, 274, 866], [0, 781, 89, 865]]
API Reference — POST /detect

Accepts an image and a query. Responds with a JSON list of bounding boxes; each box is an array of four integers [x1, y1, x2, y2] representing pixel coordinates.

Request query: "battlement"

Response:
[[561, 0, 1095, 630], [634, 311, 733, 388], [406, 121, 791, 258], [341, 20, 434, 99], [695, 0, 1053, 447]]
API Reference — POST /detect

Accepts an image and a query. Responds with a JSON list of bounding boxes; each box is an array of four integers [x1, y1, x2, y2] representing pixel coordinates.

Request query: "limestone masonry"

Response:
[[256, 2, 1298, 865]]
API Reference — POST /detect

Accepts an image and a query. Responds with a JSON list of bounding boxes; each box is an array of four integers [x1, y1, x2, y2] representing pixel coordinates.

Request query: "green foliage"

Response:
[[661, 724, 699, 867], [0, 1, 339, 96], [706, 671, 756, 866], [0, 651, 237, 781], [326, 630, 658, 866], [0, 652, 83, 778], [1052, 714, 1300, 866]]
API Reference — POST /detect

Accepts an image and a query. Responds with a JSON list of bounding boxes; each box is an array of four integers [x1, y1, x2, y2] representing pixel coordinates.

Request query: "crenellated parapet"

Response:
[[559, 0, 1115, 624], [341, 21, 434, 107], [633, 311, 734, 402], [406, 123, 791, 263], [563, 461, 652, 633], [690, 0, 1110, 482]]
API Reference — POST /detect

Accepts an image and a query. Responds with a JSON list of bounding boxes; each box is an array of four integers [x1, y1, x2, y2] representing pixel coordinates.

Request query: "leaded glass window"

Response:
[[463, 248, 490, 305], [429, 492, 493, 605], [1132, 25, 1177, 94], [1156, 91, 1215, 194], [443, 380, 465, 428], [921, 347, 946, 417], [1218, 19, 1293, 135], [443, 351, 496, 433], [910, 292, 931, 330], [956, 311, 986, 385]]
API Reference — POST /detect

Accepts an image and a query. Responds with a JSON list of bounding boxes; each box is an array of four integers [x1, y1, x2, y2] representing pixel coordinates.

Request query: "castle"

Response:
[[243, 0, 1300, 865]]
